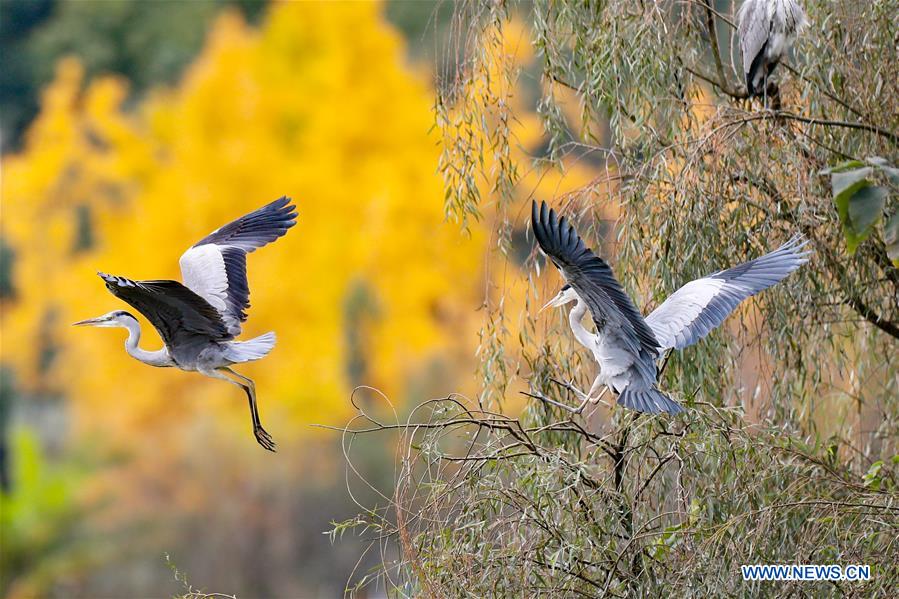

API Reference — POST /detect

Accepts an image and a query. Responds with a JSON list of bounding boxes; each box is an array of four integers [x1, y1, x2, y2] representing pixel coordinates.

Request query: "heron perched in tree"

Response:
[[737, 0, 808, 98], [531, 201, 808, 415], [74, 197, 297, 451]]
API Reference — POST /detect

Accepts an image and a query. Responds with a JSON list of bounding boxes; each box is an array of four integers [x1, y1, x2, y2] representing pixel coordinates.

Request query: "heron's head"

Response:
[[540, 284, 578, 312], [73, 310, 136, 328]]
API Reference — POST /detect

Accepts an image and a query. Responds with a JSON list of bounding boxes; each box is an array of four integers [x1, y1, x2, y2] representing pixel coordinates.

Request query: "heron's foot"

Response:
[[254, 425, 277, 452], [586, 390, 605, 405]]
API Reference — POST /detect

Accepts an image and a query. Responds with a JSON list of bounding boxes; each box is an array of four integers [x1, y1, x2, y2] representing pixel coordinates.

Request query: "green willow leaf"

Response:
[[831, 168, 873, 253], [884, 212, 899, 266], [847, 185, 887, 236], [830, 167, 872, 200]]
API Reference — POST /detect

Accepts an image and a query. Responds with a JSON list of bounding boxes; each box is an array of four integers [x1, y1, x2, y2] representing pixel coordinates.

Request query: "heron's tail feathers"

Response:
[[224, 332, 276, 363], [617, 386, 684, 415]]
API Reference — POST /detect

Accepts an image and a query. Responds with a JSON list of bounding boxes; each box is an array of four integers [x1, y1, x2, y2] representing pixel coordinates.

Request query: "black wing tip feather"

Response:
[[257, 195, 298, 238], [531, 200, 552, 242], [97, 271, 169, 292], [530, 200, 545, 249], [248, 195, 299, 233], [98, 272, 175, 297], [264, 195, 299, 223], [531, 200, 583, 260], [193, 196, 298, 249], [98, 271, 135, 289]]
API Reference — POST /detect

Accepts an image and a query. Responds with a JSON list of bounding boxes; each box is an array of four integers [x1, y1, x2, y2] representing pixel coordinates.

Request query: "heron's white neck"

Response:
[[568, 299, 595, 349], [120, 316, 172, 367]]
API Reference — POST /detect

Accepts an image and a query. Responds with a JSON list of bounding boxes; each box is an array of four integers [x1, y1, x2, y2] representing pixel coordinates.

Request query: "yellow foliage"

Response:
[[1, 3, 494, 448], [0, 7, 607, 591], [1, 2, 599, 458]]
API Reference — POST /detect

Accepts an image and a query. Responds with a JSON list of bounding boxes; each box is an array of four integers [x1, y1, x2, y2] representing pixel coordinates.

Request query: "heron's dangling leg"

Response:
[[584, 376, 605, 403], [574, 377, 610, 414], [201, 367, 276, 452], [220, 367, 276, 452]]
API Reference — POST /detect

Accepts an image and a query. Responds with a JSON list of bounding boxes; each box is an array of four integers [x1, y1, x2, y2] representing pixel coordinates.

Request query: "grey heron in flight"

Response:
[[737, 0, 808, 98], [74, 197, 297, 451], [531, 201, 808, 415]]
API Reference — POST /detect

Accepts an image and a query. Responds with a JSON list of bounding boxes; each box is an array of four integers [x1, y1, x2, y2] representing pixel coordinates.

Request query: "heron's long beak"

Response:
[[540, 291, 564, 313], [72, 316, 105, 327]]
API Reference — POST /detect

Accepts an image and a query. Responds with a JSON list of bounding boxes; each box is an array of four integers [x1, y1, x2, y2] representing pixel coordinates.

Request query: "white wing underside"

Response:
[[180, 245, 240, 335], [176, 197, 297, 338], [645, 237, 809, 351], [645, 278, 727, 350]]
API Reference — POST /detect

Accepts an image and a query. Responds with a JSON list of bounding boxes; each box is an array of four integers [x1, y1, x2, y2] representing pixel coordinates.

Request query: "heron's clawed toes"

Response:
[[254, 426, 277, 452]]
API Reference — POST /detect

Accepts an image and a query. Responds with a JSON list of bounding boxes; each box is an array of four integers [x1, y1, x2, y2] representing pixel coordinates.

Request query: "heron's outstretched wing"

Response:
[[99, 272, 232, 349], [645, 236, 809, 351], [737, 0, 769, 91], [531, 201, 660, 356], [179, 197, 297, 336]]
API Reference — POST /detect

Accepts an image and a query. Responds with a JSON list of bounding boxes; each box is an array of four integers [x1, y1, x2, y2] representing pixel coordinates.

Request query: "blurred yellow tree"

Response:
[[0, 3, 602, 595], [2, 2, 598, 449], [2, 2, 491, 444]]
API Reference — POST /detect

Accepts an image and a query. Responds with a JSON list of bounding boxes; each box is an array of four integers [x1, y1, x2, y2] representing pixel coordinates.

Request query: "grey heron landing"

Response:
[[73, 197, 297, 451], [737, 0, 808, 99], [531, 200, 809, 415]]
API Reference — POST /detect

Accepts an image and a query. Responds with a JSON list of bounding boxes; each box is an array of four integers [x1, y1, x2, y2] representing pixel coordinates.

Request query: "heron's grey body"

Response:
[[737, 0, 807, 97], [94, 275, 277, 371], [75, 197, 297, 451], [532, 201, 808, 415]]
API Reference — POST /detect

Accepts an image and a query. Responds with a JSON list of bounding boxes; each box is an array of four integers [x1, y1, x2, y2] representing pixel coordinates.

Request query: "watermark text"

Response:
[[741, 564, 871, 581]]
